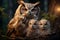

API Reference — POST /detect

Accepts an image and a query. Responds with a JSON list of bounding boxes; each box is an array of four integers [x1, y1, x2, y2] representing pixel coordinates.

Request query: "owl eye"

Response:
[[21, 6, 27, 10], [45, 23, 47, 25], [29, 23, 32, 25], [39, 23, 42, 25], [20, 6, 27, 14], [32, 8, 37, 12], [21, 7, 27, 11]]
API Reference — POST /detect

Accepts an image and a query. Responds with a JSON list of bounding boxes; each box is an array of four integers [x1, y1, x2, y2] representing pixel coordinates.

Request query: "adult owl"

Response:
[[7, 0, 40, 39]]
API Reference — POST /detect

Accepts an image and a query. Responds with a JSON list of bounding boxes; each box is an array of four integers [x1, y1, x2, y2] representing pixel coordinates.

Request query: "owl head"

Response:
[[26, 19, 40, 38], [17, 0, 40, 20], [38, 19, 51, 36]]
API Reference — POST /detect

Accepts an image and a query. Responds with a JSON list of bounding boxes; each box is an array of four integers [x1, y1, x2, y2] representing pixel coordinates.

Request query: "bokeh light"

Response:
[[54, 5, 60, 16], [56, 6, 60, 12]]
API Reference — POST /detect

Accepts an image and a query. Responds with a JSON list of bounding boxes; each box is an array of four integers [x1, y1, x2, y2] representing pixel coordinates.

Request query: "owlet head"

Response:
[[38, 19, 51, 30]]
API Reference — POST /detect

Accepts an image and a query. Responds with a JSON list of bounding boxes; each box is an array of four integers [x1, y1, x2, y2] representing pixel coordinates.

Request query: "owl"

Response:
[[38, 19, 51, 36], [26, 19, 51, 39], [25, 19, 41, 39], [19, 1, 40, 19], [7, 0, 40, 39], [26, 19, 37, 37]]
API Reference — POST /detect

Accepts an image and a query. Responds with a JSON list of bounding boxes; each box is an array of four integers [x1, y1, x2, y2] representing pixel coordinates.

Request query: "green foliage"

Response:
[[41, 13, 49, 20], [41, 12, 57, 22], [49, 14, 57, 21], [0, 7, 9, 35], [0, 7, 9, 18], [0, 7, 5, 12]]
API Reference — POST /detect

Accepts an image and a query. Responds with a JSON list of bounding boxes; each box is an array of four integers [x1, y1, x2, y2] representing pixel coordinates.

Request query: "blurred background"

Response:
[[0, 0, 60, 39]]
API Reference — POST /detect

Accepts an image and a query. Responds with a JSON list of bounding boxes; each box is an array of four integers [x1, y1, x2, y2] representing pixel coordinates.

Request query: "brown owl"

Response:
[[38, 19, 51, 36], [25, 19, 51, 39], [7, 0, 40, 39]]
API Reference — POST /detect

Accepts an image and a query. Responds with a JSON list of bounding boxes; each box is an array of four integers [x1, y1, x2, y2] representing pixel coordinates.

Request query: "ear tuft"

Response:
[[17, 0, 24, 4], [33, 2, 40, 6]]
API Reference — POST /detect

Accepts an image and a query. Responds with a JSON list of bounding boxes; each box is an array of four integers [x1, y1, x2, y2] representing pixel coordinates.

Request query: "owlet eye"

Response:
[[29, 23, 32, 25], [45, 23, 47, 25], [39, 23, 42, 25]]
